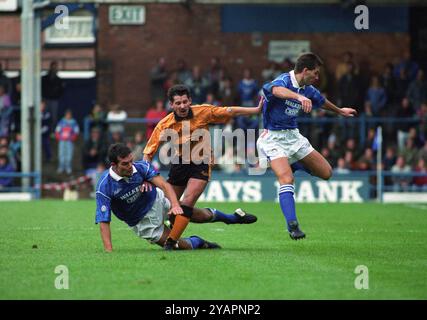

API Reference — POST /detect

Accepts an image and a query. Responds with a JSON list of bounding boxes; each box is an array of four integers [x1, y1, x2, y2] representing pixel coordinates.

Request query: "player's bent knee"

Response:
[[278, 174, 294, 185], [320, 166, 333, 180]]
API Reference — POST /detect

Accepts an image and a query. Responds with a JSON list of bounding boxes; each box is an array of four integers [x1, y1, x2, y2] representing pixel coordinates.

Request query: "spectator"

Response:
[[394, 68, 410, 104], [150, 57, 168, 102], [175, 59, 192, 84], [342, 138, 361, 162], [383, 145, 397, 186], [55, 109, 79, 174], [344, 150, 358, 170], [0, 63, 12, 95], [185, 66, 208, 104], [163, 71, 179, 95], [335, 51, 358, 81], [42, 61, 64, 127], [337, 62, 360, 138], [218, 76, 237, 106], [383, 146, 397, 171], [82, 127, 107, 171], [132, 131, 146, 161], [364, 128, 376, 151], [408, 127, 423, 148], [413, 158, 427, 191], [418, 101, 427, 142], [0, 137, 8, 149], [357, 148, 375, 171], [338, 62, 360, 109], [8, 133, 21, 172], [84, 104, 107, 141], [106, 104, 127, 139], [417, 141, 427, 163], [41, 100, 52, 162], [365, 75, 387, 117], [399, 138, 418, 167], [407, 69, 427, 111], [10, 74, 21, 133], [145, 99, 167, 140], [0, 154, 14, 190], [0, 84, 12, 136], [204, 92, 220, 106], [393, 50, 419, 82], [391, 156, 411, 191], [261, 61, 281, 82], [334, 157, 350, 174], [380, 63, 397, 109], [11, 74, 21, 106], [238, 68, 259, 107], [205, 57, 222, 96], [395, 98, 415, 150], [109, 131, 123, 145]]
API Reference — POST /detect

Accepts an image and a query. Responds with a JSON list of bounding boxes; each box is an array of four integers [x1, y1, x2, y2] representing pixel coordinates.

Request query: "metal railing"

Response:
[[0, 172, 42, 199]]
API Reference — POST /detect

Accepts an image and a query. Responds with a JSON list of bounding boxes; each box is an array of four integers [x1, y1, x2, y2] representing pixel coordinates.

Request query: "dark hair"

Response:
[[167, 84, 191, 102], [108, 143, 132, 164], [294, 53, 323, 73]]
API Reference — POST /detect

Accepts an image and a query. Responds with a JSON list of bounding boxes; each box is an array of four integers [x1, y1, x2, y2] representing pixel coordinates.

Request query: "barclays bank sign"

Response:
[[195, 174, 369, 203]]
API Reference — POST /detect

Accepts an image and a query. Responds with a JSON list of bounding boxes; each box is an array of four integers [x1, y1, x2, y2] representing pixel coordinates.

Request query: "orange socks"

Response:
[[168, 215, 190, 241]]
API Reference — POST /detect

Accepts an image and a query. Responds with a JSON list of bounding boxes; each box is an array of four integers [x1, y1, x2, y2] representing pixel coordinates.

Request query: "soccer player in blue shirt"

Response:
[[96, 143, 256, 251], [257, 53, 357, 240]]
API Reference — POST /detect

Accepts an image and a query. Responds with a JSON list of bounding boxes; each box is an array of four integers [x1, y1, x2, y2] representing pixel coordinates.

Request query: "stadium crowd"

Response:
[[0, 50, 427, 191]]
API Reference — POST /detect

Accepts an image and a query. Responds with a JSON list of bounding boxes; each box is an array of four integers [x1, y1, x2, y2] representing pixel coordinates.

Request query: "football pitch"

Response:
[[0, 201, 426, 300]]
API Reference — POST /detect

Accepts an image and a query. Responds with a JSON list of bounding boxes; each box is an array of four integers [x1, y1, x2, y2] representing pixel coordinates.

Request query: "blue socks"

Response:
[[279, 184, 298, 230], [186, 236, 205, 249], [208, 208, 239, 224]]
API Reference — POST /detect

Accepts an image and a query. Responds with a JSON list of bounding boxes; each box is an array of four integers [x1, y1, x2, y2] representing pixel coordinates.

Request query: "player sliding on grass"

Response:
[[143, 84, 261, 249], [257, 52, 357, 240], [95, 143, 257, 251]]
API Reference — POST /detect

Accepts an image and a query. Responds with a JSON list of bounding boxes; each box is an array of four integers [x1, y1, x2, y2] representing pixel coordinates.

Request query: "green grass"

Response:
[[0, 201, 426, 299]]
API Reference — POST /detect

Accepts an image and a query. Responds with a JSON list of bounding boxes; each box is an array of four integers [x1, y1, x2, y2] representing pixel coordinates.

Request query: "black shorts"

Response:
[[167, 163, 211, 186]]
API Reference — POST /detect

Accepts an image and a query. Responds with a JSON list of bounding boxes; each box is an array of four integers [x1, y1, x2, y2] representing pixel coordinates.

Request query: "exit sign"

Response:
[[109, 5, 145, 25]]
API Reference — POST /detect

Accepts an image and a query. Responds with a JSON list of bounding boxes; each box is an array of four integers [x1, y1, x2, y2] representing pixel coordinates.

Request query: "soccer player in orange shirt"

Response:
[[143, 84, 263, 249]]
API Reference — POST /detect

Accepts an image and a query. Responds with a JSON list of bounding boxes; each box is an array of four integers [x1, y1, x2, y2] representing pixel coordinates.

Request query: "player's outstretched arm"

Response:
[[100, 222, 113, 252], [322, 98, 357, 117], [149, 175, 184, 216], [227, 96, 265, 116], [272, 86, 313, 113]]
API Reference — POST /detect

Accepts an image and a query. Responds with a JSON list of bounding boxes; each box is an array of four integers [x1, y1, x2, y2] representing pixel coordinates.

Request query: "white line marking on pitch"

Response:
[[404, 204, 427, 211]]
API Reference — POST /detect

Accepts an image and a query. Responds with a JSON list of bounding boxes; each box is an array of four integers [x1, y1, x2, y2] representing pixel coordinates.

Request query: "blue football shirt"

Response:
[[95, 161, 160, 227], [262, 70, 325, 130]]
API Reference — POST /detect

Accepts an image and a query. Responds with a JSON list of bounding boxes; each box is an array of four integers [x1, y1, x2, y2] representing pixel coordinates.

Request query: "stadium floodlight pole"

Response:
[[376, 126, 383, 203], [20, 0, 35, 189]]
